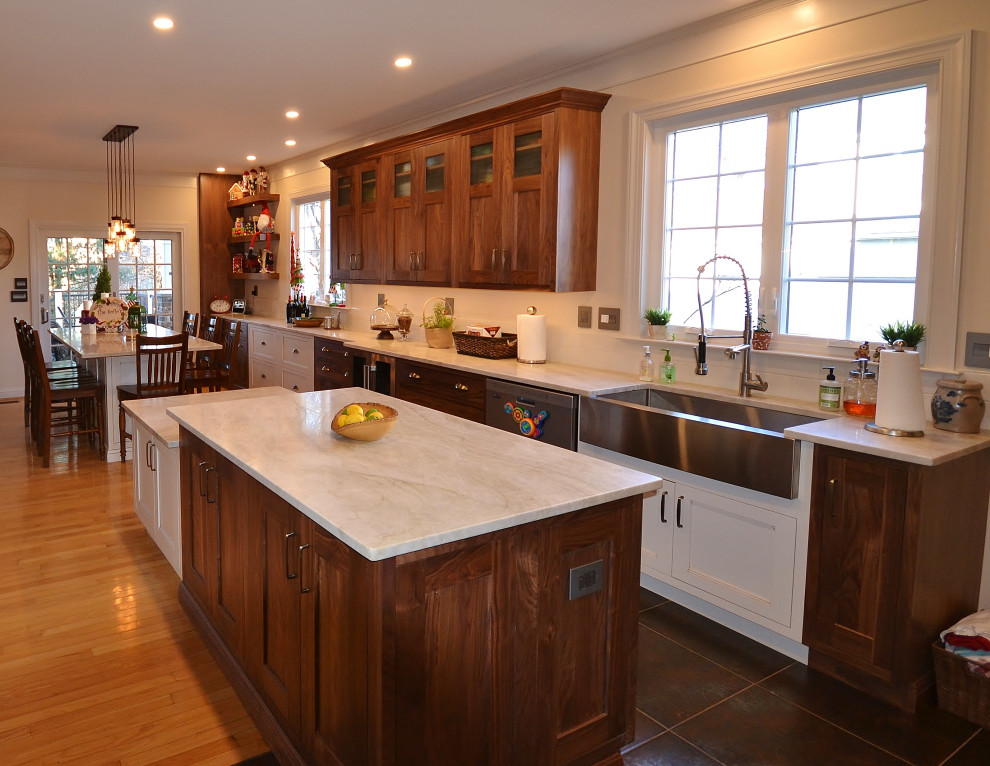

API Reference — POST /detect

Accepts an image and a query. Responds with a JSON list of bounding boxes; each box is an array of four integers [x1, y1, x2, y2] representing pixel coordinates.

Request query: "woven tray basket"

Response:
[[932, 640, 990, 728], [452, 331, 518, 360]]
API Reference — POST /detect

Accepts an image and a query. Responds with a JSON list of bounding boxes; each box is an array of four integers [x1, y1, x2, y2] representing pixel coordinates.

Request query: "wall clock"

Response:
[[209, 296, 232, 314], [0, 227, 13, 271]]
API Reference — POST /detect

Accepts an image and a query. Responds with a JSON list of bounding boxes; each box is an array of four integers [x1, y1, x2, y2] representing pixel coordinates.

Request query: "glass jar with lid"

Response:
[[842, 358, 878, 418], [370, 299, 398, 340]]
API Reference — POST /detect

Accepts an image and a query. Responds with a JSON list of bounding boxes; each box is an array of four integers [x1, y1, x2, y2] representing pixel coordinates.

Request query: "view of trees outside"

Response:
[[296, 198, 328, 296], [47, 237, 174, 329]]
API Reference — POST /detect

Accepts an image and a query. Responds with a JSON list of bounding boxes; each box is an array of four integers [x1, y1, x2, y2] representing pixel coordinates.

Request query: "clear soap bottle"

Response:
[[639, 345, 656, 382]]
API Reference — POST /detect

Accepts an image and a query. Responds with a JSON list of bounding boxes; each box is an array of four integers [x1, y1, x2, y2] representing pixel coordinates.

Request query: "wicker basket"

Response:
[[452, 331, 518, 360], [932, 640, 990, 728]]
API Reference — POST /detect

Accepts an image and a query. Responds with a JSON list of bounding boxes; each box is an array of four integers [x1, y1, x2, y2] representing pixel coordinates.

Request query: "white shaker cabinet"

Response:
[[132, 420, 182, 576], [249, 325, 314, 392]]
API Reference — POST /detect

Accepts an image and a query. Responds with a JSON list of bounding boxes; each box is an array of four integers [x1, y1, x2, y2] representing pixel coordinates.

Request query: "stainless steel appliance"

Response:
[[485, 379, 578, 450]]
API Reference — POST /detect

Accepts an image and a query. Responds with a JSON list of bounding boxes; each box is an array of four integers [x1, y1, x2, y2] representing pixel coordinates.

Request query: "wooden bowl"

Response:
[[293, 317, 324, 327], [330, 402, 398, 442]]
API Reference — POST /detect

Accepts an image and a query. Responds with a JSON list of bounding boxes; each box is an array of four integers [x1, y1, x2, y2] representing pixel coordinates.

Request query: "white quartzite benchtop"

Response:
[[167, 387, 662, 562]]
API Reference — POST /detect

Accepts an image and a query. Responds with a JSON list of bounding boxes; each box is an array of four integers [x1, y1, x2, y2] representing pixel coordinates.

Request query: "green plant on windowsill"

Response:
[[643, 307, 672, 338], [879, 320, 926, 349], [752, 313, 772, 350]]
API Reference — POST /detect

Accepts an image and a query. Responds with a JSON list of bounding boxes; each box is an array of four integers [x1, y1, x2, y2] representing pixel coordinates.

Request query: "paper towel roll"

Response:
[[517, 311, 547, 364], [874, 349, 926, 434]]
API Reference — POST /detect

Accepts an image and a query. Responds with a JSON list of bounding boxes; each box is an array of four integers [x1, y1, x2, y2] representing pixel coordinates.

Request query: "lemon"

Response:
[[335, 414, 349, 428], [345, 404, 364, 416], [343, 413, 366, 425], [366, 411, 385, 420]]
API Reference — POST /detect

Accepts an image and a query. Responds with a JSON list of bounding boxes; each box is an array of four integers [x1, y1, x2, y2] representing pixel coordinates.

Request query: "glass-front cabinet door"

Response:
[[331, 160, 381, 283]]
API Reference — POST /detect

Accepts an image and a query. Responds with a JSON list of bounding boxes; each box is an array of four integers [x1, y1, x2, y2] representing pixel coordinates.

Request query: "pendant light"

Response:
[[103, 125, 139, 256]]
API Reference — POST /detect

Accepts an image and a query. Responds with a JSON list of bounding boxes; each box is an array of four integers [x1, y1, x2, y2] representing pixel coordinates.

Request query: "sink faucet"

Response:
[[694, 255, 769, 398]]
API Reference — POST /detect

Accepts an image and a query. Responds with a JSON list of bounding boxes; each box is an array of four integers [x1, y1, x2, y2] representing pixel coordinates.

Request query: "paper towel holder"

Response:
[[864, 340, 925, 437]]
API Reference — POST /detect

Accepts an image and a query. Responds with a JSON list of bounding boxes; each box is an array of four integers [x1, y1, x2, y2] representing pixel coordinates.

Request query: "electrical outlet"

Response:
[[377, 293, 385, 307], [577, 305, 592, 328], [444, 297, 455, 314], [597, 307, 620, 331]]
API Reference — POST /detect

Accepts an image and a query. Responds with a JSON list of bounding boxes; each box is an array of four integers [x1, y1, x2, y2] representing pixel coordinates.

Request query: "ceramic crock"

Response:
[[931, 378, 986, 434]]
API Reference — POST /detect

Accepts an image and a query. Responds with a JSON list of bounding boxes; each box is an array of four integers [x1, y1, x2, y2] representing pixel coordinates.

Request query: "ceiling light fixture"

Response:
[[285, 139, 296, 147], [217, 167, 226, 172], [152, 17, 174, 30], [247, 155, 257, 161], [394, 56, 412, 68], [103, 125, 139, 257], [285, 110, 299, 119]]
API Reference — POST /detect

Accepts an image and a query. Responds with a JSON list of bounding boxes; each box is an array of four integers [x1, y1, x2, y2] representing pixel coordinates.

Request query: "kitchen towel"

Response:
[[517, 310, 547, 364], [874, 348, 926, 433]]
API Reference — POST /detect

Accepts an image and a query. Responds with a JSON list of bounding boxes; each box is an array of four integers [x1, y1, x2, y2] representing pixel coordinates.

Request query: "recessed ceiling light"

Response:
[[152, 17, 174, 30], [394, 56, 412, 68], [285, 139, 297, 147], [246, 155, 257, 162], [285, 110, 299, 119], [216, 167, 226, 173]]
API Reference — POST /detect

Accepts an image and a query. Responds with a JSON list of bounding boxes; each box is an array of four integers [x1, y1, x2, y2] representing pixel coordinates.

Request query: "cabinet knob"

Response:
[[321, 366, 331, 372], [292, 348, 299, 354], [343, 371, 349, 378], [261, 340, 267, 346], [292, 385, 299, 391], [408, 372, 421, 380], [343, 351, 349, 357], [454, 382, 469, 391], [321, 345, 330, 352]]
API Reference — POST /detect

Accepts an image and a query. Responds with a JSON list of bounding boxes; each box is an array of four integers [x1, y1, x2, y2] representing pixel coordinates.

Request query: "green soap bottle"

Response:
[[661, 348, 676, 384]]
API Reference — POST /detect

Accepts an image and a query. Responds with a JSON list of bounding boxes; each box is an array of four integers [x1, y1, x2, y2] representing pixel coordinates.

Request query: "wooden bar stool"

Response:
[[15, 318, 80, 432], [117, 332, 189, 461], [185, 319, 240, 393]]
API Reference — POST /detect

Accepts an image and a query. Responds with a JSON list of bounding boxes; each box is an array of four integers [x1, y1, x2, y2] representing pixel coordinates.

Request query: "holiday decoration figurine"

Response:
[[249, 205, 273, 250], [257, 166, 270, 193]]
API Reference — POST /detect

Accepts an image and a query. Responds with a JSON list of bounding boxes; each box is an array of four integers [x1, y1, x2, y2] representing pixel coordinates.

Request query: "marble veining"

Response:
[[167, 387, 662, 561]]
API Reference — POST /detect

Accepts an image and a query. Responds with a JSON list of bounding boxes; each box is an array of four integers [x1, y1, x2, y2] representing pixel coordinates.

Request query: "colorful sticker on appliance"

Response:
[[503, 402, 549, 439]]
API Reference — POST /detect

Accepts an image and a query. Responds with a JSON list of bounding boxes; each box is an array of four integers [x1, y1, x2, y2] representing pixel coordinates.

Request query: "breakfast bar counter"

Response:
[[167, 387, 660, 766]]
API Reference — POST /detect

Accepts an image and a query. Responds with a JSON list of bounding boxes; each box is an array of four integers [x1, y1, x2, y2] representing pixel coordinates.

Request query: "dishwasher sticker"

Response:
[[504, 402, 549, 439]]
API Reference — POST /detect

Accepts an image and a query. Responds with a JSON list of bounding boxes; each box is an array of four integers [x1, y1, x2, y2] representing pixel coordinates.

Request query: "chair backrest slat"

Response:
[[135, 332, 189, 396]]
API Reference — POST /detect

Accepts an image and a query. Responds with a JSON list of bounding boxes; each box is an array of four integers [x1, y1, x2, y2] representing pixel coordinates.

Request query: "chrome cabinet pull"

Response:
[[260, 340, 267, 346], [675, 495, 684, 528], [284, 531, 298, 579], [491, 248, 498, 270], [409, 252, 415, 270], [292, 347, 299, 355], [298, 543, 311, 593], [198, 461, 208, 497], [205, 467, 217, 504], [408, 372, 421, 380], [150, 443, 157, 472], [502, 249, 509, 270], [827, 478, 837, 518], [321, 345, 330, 352], [146, 440, 153, 469], [321, 365, 331, 372], [454, 382, 468, 391], [660, 490, 668, 524]]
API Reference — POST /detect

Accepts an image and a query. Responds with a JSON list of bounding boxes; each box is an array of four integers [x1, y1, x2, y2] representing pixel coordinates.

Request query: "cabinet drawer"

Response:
[[251, 327, 279, 363], [251, 359, 279, 388], [394, 359, 485, 422], [281, 333, 314, 372], [282, 368, 314, 393]]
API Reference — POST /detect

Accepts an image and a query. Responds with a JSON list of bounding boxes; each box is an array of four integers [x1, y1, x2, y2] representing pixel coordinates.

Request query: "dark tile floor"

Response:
[[621, 588, 990, 765], [236, 587, 989, 766]]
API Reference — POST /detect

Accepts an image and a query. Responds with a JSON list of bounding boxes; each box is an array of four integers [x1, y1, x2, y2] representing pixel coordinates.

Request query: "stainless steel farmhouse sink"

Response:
[[579, 389, 823, 498]]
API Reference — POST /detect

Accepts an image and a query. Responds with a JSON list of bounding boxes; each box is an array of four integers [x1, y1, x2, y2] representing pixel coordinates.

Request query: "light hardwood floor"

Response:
[[0, 398, 269, 765]]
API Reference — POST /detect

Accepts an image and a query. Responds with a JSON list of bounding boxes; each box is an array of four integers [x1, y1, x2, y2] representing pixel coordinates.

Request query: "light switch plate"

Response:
[[577, 305, 592, 328], [598, 307, 620, 331], [377, 293, 385, 307], [965, 332, 990, 369]]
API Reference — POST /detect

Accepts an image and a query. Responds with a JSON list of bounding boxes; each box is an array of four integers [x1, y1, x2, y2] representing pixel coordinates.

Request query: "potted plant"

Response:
[[751, 314, 772, 350], [879, 320, 926, 350], [643, 307, 672, 338], [421, 298, 454, 349], [92, 262, 112, 302]]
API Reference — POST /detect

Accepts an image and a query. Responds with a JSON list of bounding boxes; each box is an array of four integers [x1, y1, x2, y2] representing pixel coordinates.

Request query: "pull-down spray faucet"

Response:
[[694, 255, 768, 397]]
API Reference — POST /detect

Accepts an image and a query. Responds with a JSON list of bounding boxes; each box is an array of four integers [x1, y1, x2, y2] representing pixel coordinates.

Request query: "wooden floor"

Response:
[[0, 398, 269, 765]]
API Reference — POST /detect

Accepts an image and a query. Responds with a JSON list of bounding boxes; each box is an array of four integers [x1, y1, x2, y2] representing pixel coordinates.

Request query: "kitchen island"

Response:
[[168, 387, 661, 766]]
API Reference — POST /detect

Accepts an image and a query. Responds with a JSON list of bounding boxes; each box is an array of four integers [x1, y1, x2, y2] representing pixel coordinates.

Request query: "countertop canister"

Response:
[[931, 379, 986, 433]]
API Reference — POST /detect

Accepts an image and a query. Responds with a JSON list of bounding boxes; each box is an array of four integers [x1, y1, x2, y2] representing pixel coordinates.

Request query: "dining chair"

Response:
[[191, 315, 220, 372], [185, 319, 240, 393], [117, 332, 189, 461], [182, 310, 199, 338], [25, 327, 105, 468], [14, 318, 78, 429]]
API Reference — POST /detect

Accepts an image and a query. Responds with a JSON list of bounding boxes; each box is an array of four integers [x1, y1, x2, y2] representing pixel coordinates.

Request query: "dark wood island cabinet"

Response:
[[175, 389, 656, 765]]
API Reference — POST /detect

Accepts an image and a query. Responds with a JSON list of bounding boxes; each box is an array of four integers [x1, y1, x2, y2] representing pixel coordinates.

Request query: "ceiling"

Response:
[[1, 0, 756, 176]]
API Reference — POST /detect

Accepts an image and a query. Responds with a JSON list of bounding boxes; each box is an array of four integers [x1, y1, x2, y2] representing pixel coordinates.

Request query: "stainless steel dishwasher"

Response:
[[485, 379, 578, 450]]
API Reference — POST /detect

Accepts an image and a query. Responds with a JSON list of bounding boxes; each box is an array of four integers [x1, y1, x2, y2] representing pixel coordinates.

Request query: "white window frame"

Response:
[[626, 33, 971, 372], [291, 190, 332, 300]]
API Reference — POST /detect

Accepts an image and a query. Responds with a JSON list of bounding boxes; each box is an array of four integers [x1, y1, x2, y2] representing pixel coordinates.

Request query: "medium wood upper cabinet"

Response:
[[330, 160, 382, 283], [383, 139, 452, 285], [803, 445, 990, 712], [323, 87, 610, 292]]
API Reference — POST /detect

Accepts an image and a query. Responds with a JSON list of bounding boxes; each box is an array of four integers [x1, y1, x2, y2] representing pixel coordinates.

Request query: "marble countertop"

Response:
[[784, 416, 990, 466], [52, 323, 220, 360], [123, 386, 296, 448], [166, 387, 662, 561]]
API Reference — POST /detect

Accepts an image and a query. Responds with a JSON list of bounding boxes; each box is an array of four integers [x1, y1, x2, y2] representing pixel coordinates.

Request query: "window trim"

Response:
[[291, 188, 332, 299], [626, 32, 971, 371]]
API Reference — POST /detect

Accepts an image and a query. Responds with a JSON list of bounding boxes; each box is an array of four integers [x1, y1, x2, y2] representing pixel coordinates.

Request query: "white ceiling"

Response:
[[2, 0, 755, 176]]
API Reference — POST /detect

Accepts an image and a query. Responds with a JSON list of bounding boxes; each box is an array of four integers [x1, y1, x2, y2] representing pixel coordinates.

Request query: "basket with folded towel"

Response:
[[933, 610, 990, 727]]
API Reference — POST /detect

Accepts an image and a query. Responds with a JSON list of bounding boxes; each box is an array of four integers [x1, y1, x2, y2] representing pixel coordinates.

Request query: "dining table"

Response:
[[50, 323, 222, 462]]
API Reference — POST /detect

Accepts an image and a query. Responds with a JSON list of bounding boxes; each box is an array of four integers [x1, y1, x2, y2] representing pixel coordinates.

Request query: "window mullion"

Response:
[[760, 106, 788, 332]]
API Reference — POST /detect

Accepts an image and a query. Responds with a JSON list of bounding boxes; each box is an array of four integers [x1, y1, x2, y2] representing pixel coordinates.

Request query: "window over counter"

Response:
[[632, 35, 970, 370], [292, 193, 346, 305]]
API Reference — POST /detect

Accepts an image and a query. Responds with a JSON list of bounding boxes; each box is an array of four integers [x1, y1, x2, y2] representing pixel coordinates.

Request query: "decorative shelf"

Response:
[[227, 193, 280, 208], [232, 272, 280, 280], [228, 233, 279, 245]]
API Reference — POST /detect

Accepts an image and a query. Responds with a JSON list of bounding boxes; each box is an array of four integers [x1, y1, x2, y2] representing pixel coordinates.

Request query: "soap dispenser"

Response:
[[639, 346, 656, 382], [661, 348, 676, 384], [818, 366, 841, 410]]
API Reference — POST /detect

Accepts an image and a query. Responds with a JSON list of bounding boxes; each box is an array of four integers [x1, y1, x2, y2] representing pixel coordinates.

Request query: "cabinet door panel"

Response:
[[181, 437, 217, 610], [214, 456, 252, 658], [640, 483, 674, 579], [671, 487, 797, 626], [132, 423, 156, 530], [154, 437, 182, 575]]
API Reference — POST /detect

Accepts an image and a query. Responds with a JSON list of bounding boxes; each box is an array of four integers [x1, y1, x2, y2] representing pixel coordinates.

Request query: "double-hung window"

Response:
[[661, 75, 931, 344], [293, 194, 331, 297], [637, 35, 970, 370]]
